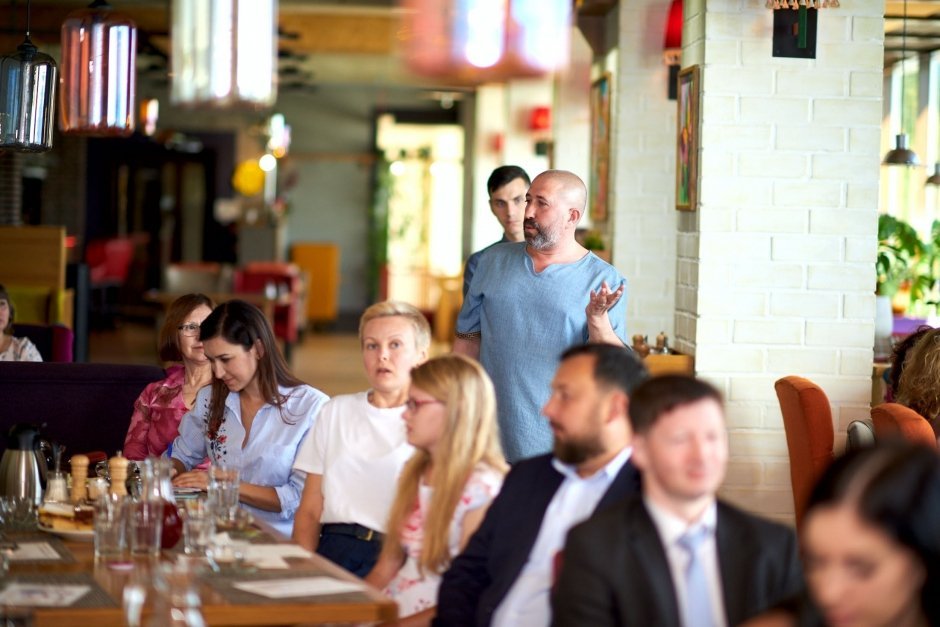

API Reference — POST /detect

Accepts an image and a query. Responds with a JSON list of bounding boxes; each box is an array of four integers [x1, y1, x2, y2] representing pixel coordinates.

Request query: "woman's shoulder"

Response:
[[10, 335, 42, 362], [463, 463, 505, 499]]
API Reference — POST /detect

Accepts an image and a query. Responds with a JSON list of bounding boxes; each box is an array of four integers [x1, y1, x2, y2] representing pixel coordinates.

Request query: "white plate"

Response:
[[37, 523, 94, 542]]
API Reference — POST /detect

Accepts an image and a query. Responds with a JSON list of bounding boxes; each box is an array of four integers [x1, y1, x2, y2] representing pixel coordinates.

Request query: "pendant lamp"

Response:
[[927, 163, 940, 186], [883, 0, 919, 166], [402, 0, 571, 84], [59, 0, 137, 136], [171, 0, 277, 109], [0, 0, 58, 152]]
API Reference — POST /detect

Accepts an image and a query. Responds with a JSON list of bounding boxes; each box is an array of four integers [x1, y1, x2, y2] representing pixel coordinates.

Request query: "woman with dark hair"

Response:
[[801, 442, 940, 627], [0, 284, 41, 362], [123, 293, 215, 460], [170, 300, 328, 537]]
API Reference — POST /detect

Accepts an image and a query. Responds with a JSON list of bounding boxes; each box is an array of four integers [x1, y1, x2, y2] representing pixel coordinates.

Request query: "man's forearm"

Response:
[[453, 333, 481, 360]]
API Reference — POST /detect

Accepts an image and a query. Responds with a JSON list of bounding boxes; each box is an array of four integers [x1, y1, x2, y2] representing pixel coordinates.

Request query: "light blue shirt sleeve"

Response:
[[169, 386, 212, 470]]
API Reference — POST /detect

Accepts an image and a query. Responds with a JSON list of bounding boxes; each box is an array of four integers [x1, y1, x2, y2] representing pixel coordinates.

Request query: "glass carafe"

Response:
[[140, 458, 183, 550]]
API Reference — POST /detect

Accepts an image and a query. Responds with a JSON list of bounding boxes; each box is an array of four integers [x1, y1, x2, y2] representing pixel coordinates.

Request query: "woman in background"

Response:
[[124, 293, 214, 460], [895, 327, 940, 435], [0, 284, 41, 362], [170, 300, 328, 537], [365, 354, 507, 625]]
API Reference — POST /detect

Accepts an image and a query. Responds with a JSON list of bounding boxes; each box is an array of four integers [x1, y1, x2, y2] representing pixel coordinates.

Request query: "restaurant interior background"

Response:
[[1, 0, 936, 524]]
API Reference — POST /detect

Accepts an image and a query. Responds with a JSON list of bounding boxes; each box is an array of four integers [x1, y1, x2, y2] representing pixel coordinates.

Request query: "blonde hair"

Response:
[[897, 328, 940, 434], [358, 301, 431, 353], [380, 354, 507, 575]]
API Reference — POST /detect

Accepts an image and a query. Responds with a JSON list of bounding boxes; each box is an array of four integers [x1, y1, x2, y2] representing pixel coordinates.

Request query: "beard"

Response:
[[524, 218, 559, 250], [553, 431, 606, 465]]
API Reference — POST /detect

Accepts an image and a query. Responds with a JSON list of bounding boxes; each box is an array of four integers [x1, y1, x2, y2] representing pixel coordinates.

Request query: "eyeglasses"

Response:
[[405, 398, 443, 412], [178, 322, 201, 337]]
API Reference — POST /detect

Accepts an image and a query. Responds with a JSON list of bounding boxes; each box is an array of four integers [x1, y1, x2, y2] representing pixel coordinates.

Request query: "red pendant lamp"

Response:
[[402, 0, 571, 84], [59, 0, 137, 136], [663, 0, 683, 100]]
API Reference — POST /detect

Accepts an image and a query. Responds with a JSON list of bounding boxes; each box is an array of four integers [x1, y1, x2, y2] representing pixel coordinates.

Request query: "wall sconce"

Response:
[[0, 0, 58, 151], [59, 0, 137, 136], [171, 0, 277, 109], [528, 106, 551, 132], [663, 0, 682, 100], [401, 0, 572, 84]]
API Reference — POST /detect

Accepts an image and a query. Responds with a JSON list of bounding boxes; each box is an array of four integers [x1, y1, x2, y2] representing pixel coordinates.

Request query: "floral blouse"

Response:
[[169, 383, 328, 537], [0, 336, 42, 362], [123, 365, 190, 460], [384, 465, 504, 618]]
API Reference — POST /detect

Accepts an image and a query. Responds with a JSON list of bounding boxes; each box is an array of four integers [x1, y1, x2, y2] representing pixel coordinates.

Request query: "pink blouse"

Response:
[[123, 365, 190, 460]]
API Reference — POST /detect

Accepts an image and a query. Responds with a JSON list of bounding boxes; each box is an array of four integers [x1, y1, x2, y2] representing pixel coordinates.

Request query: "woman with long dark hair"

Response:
[[170, 300, 328, 537]]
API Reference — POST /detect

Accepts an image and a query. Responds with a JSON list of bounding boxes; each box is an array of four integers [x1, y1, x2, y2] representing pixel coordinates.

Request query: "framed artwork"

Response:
[[590, 73, 611, 222], [675, 65, 700, 211]]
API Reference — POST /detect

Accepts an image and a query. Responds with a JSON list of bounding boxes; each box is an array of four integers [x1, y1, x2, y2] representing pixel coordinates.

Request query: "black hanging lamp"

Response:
[[884, 0, 920, 167], [0, 0, 58, 152]]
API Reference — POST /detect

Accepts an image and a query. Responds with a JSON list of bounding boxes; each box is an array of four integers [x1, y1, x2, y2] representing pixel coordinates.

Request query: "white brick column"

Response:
[[671, 0, 883, 521], [613, 1, 679, 339]]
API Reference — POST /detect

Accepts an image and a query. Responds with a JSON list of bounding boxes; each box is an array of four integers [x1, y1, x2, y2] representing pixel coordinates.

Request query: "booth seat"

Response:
[[0, 362, 166, 460]]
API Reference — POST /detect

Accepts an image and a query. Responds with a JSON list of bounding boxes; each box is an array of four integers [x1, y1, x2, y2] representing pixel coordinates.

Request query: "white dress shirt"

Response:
[[491, 447, 632, 627], [644, 497, 727, 627]]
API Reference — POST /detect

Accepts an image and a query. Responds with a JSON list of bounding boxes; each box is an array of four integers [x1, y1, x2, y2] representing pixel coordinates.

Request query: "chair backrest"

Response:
[[13, 323, 74, 362], [871, 403, 938, 449], [845, 420, 876, 452], [774, 375, 835, 531]]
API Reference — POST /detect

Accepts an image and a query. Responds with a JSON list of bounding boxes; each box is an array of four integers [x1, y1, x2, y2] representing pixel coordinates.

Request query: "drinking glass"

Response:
[[93, 493, 126, 560], [0, 497, 37, 532], [207, 464, 240, 525], [128, 499, 162, 557], [180, 501, 215, 556]]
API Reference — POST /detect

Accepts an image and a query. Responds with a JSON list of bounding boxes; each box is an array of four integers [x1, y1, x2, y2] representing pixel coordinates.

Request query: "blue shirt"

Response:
[[463, 235, 509, 298], [456, 242, 628, 461], [170, 383, 329, 537], [491, 448, 633, 627]]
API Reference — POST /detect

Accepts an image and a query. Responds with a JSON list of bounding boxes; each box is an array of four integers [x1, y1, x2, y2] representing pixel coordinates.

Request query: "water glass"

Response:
[[129, 499, 163, 557], [93, 493, 126, 560], [0, 496, 37, 532], [207, 465, 240, 524], [181, 501, 215, 556]]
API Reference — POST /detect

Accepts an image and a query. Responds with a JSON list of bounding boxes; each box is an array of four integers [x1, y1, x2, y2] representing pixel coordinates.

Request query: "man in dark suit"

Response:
[[433, 343, 647, 627], [552, 375, 802, 627]]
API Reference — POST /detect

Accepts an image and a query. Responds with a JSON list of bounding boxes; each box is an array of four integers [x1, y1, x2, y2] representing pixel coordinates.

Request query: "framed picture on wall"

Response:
[[590, 73, 612, 222], [675, 65, 700, 211]]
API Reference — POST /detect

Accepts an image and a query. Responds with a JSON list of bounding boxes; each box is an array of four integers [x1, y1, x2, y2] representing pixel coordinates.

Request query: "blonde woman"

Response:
[[365, 354, 507, 625]]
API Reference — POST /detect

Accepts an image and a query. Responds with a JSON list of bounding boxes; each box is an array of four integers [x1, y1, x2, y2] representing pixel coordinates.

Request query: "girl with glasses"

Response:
[[123, 293, 214, 460], [365, 354, 507, 624]]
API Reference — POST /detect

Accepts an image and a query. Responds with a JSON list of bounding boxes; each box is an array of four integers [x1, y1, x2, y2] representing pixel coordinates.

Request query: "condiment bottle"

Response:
[[109, 451, 129, 497]]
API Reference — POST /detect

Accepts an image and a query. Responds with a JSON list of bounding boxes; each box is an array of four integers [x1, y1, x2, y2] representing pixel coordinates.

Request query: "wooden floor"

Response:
[[88, 321, 449, 397]]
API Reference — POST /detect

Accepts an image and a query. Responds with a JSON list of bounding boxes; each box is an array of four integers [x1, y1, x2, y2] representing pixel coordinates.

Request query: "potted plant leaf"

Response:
[[877, 214, 933, 314]]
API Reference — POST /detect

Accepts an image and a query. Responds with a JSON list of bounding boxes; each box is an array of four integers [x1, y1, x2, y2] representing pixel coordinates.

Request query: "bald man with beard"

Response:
[[454, 170, 629, 462]]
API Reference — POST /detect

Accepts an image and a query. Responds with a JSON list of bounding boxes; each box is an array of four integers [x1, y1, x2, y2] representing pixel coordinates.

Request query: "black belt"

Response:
[[321, 523, 384, 543]]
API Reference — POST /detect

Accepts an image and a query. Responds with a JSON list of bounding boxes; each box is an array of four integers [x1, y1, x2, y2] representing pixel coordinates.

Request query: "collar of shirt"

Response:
[[550, 446, 632, 483], [222, 384, 295, 416], [644, 496, 718, 546]]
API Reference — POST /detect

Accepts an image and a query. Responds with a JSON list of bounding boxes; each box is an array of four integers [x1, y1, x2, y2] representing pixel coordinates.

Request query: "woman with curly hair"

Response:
[[365, 354, 507, 625], [896, 326, 940, 436]]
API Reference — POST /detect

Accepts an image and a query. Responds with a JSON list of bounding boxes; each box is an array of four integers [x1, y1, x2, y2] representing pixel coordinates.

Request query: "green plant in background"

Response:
[[582, 230, 606, 251], [877, 213, 937, 313]]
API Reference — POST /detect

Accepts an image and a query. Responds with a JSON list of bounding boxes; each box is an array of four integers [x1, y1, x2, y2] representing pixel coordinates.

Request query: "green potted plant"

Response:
[[877, 214, 934, 313]]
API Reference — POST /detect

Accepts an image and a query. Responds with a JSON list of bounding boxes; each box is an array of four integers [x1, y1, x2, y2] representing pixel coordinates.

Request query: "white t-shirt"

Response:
[[293, 391, 414, 532]]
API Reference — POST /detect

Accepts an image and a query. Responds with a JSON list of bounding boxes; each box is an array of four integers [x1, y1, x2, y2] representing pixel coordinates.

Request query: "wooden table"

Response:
[[4, 530, 397, 626]]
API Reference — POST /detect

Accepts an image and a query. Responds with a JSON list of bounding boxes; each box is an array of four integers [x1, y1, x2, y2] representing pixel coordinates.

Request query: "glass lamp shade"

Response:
[[402, 0, 571, 84], [59, 1, 137, 136], [171, 0, 277, 109], [0, 39, 58, 152]]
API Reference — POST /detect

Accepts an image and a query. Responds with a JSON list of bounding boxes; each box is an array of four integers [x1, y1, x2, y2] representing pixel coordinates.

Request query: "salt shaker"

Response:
[[109, 451, 129, 497], [70, 454, 89, 503]]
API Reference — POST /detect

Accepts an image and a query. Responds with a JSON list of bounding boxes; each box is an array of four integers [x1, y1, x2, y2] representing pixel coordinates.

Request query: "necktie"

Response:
[[677, 526, 715, 627]]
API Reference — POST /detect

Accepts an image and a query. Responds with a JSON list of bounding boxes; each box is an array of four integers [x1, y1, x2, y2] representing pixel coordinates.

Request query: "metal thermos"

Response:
[[0, 423, 45, 505]]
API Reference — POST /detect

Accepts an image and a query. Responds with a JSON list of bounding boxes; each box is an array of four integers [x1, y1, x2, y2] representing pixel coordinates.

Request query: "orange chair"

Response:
[[774, 376, 835, 531], [871, 403, 938, 449]]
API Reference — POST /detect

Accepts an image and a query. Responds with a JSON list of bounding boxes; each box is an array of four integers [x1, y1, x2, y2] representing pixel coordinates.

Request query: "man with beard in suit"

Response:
[[433, 343, 646, 627]]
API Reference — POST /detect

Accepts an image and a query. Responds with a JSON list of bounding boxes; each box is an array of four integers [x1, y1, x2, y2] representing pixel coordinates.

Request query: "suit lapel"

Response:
[[629, 501, 682, 626], [596, 458, 641, 511], [716, 502, 746, 624], [502, 460, 565, 579]]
